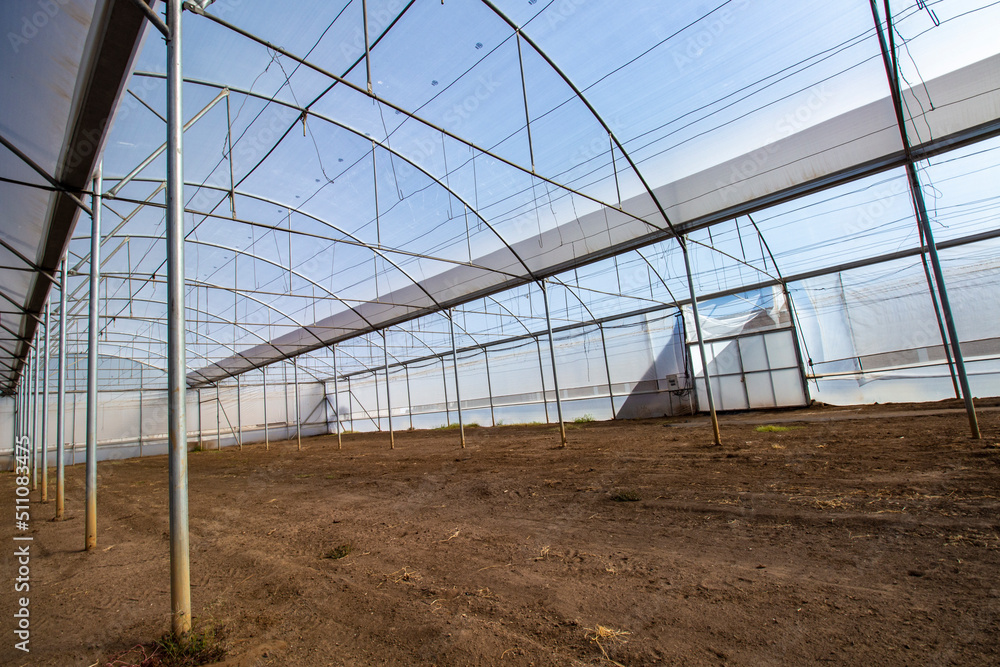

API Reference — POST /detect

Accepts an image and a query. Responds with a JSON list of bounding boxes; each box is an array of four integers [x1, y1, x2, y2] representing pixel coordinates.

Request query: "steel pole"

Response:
[[197, 388, 202, 450], [540, 281, 567, 447], [293, 358, 301, 450], [262, 367, 268, 450], [347, 376, 354, 432], [85, 163, 101, 548], [534, 338, 550, 423], [918, 227, 960, 398], [782, 285, 812, 406], [138, 366, 144, 458], [483, 347, 496, 427], [869, 0, 979, 439], [41, 302, 50, 502], [23, 372, 28, 441], [35, 333, 42, 492], [166, 0, 192, 635], [448, 310, 466, 448], [405, 365, 413, 430], [909, 175, 979, 437], [236, 374, 242, 450], [681, 240, 722, 445], [13, 383, 19, 462], [332, 346, 341, 450], [216, 383, 221, 449], [30, 344, 37, 491], [440, 356, 449, 426], [383, 333, 394, 449], [598, 323, 616, 419]]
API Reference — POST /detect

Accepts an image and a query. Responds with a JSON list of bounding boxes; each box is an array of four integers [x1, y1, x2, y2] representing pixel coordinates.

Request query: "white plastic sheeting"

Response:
[[5, 1, 1000, 464], [18, 0, 991, 388], [0, 0, 101, 386]]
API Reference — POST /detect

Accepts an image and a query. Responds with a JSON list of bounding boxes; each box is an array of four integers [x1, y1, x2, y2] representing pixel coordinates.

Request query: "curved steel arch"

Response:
[[127, 72, 538, 281], [92, 248, 454, 385], [74, 307, 265, 379], [142, 12, 694, 253], [99, 232, 385, 346], [115, 178, 524, 282], [118, 71, 736, 376], [476, 1, 680, 242]]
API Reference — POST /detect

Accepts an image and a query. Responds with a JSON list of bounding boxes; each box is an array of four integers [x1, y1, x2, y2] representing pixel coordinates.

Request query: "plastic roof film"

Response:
[[5, 0, 1000, 394]]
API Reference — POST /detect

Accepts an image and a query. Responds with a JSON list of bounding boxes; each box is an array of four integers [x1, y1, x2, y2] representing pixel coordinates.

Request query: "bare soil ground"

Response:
[[4, 398, 1000, 666]]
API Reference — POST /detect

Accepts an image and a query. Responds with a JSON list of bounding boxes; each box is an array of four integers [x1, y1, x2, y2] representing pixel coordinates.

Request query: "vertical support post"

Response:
[[347, 376, 354, 433], [323, 379, 330, 436], [440, 356, 450, 426], [293, 357, 301, 450], [598, 323, 616, 419], [534, 338, 550, 423], [373, 356, 381, 430], [166, 0, 192, 635], [404, 365, 413, 431], [216, 383, 221, 449], [918, 225, 960, 398], [383, 332, 394, 449], [869, 0, 979, 439], [681, 240, 722, 445], [236, 374, 242, 450], [85, 162, 101, 549], [56, 259, 67, 519], [41, 303, 50, 502], [21, 375, 26, 441], [540, 280, 567, 447], [782, 285, 812, 406], [13, 384, 19, 468], [234, 253, 241, 450], [31, 343, 38, 491], [197, 388, 202, 450], [483, 347, 496, 427], [332, 346, 342, 450], [448, 309, 466, 448], [909, 180, 979, 436], [138, 365, 144, 458], [18, 378, 23, 441], [25, 374, 30, 438], [262, 367, 268, 450]]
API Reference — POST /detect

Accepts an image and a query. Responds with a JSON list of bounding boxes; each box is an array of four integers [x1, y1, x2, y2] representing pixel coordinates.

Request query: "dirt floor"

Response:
[[3, 398, 1000, 666]]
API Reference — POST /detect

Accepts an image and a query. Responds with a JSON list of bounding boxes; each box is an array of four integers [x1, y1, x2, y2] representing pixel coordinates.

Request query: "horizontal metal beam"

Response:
[[331, 224, 1000, 380]]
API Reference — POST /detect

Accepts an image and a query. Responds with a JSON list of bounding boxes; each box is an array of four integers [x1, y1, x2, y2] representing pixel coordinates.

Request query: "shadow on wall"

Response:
[[615, 317, 694, 420]]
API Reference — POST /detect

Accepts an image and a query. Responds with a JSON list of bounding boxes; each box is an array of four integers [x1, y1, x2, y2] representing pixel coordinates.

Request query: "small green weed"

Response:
[[434, 422, 480, 430], [154, 624, 225, 666], [610, 490, 641, 502], [323, 544, 352, 560], [573, 414, 596, 423], [755, 425, 790, 433]]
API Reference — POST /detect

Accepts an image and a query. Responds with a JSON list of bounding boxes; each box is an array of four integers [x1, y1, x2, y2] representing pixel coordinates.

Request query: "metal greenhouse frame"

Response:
[[3, 0, 999, 637]]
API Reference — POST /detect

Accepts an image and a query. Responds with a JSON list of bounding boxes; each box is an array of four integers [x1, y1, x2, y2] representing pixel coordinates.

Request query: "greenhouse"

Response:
[[2, 0, 999, 664]]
